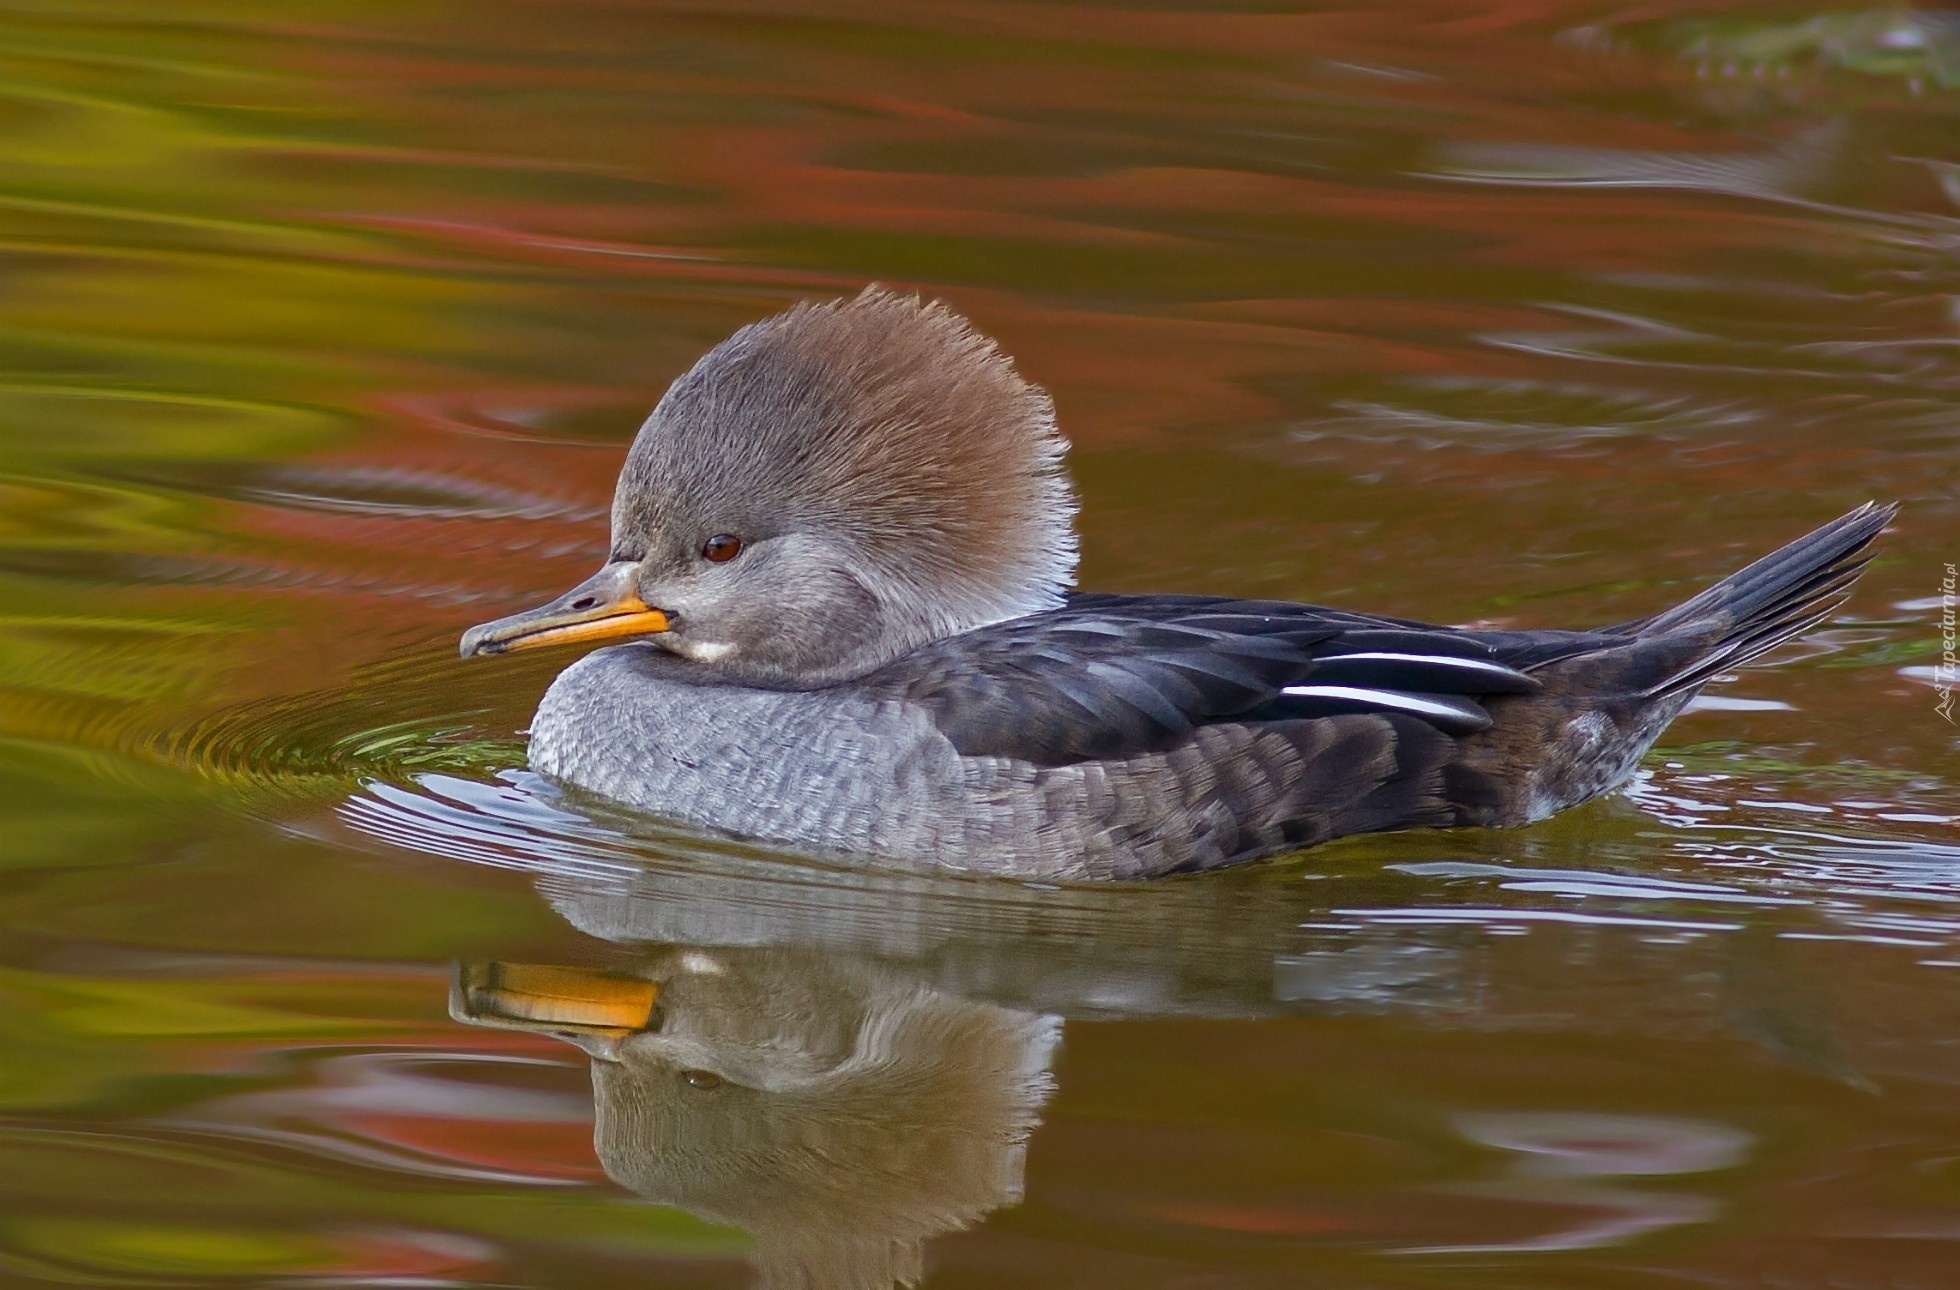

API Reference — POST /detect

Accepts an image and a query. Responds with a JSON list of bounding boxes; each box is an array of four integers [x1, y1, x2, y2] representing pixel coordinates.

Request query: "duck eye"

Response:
[[700, 533, 743, 563]]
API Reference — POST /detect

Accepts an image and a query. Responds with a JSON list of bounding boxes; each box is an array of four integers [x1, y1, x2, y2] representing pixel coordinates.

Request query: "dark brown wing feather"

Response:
[[872, 503, 1890, 871], [880, 593, 1568, 768]]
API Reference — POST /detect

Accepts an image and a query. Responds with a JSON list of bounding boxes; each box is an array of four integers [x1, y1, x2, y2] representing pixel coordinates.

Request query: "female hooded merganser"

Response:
[[461, 288, 1895, 881]]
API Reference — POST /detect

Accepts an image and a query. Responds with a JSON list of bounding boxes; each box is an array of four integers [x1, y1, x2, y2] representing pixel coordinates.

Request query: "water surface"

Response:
[[2, 2, 1957, 1286]]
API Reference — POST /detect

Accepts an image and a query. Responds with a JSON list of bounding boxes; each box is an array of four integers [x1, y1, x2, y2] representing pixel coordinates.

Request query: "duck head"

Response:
[[459, 288, 1077, 686]]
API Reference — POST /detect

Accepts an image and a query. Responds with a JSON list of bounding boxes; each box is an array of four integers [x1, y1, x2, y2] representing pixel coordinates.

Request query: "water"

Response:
[[2, 2, 1957, 1285]]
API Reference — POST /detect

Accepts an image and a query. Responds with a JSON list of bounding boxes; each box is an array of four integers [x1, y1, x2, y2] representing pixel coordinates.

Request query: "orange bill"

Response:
[[450, 960, 662, 1036], [459, 560, 669, 657]]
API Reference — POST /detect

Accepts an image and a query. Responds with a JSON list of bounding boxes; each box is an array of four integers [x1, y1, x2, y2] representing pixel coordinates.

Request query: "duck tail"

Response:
[[1616, 501, 1897, 698]]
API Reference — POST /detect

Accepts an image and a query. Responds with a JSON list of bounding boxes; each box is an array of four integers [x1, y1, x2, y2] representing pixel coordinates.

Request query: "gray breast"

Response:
[[529, 645, 938, 859], [527, 644, 1311, 880]]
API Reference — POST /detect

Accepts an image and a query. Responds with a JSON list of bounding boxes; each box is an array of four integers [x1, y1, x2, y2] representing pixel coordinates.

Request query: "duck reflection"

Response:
[[423, 779, 1852, 1288], [452, 947, 1059, 1290], [439, 843, 1343, 1289]]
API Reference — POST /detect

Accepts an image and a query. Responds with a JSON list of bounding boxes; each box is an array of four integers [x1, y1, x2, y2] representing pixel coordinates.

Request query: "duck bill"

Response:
[[450, 961, 662, 1039], [459, 561, 668, 658]]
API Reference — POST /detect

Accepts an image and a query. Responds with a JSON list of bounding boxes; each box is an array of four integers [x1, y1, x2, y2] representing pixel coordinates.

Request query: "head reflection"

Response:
[[452, 948, 1059, 1290]]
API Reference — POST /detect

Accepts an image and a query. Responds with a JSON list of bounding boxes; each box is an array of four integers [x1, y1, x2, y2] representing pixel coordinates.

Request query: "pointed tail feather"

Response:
[[1616, 501, 1897, 697]]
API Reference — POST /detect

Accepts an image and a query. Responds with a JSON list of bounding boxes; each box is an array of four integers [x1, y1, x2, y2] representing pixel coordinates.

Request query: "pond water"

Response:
[[2, 1, 1958, 1286]]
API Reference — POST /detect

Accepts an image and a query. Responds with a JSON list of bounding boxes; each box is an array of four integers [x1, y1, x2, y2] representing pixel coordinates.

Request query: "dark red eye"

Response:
[[701, 533, 743, 563]]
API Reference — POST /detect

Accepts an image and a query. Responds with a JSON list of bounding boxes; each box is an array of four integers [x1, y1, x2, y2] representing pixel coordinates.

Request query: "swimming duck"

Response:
[[460, 287, 1894, 880]]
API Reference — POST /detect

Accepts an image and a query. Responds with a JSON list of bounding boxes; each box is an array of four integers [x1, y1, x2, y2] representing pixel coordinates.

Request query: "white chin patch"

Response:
[[678, 950, 725, 976], [682, 640, 736, 662]]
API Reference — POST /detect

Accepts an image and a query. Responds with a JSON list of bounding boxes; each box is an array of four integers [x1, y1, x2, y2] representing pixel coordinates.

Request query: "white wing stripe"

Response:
[[1280, 684, 1482, 721], [1318, 651, 1522, 681]]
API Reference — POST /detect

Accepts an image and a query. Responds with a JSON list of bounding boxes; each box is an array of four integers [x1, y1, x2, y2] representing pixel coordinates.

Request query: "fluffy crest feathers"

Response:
[[615, 287, 1079, 633]]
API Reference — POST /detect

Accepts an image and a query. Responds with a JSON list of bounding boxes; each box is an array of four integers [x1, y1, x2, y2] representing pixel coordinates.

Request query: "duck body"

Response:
[[528, 523, 1885, 880], [465, 288, 1894, 881]]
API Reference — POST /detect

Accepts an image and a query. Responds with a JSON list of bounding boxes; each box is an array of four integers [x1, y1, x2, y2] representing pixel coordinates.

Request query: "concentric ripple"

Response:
[[150, 665, 529, 808]]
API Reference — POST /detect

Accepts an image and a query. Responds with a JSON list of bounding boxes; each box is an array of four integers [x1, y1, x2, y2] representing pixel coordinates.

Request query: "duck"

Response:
[[460, 287, 1895, 881]]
